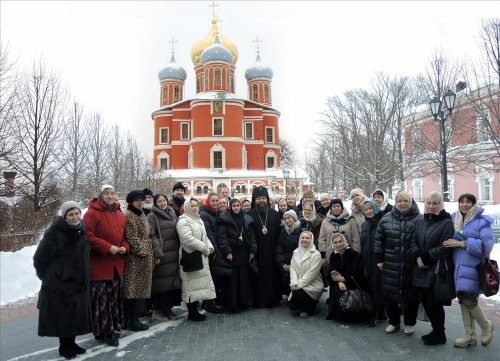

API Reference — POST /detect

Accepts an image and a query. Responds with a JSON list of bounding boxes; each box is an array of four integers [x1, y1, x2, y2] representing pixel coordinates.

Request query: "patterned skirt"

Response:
[[90, 275, 125, 335]]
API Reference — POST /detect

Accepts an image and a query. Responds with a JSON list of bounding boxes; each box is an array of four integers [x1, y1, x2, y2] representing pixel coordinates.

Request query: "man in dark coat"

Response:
[[142, 188, 154, 216], [248, 186, 282, 307], [169, 182, 186, 217]]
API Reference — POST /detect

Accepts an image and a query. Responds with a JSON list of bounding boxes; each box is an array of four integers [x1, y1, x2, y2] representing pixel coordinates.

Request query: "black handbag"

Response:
[[338, 276, 372, 313], [433, 258, 455, 305], [476, 242, 500, 297], [180, 248, 203, 272]]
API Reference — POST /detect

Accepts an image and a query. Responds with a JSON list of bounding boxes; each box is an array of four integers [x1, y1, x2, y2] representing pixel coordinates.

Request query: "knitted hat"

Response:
[[142, 188, 154, 197], [101, 184, 115, 193], [283, 209, 298, 221], [330, 198, 344, 211], [126, 190, 145, 204], [172, 182, 187, 192], [60, 201, 81, 218]]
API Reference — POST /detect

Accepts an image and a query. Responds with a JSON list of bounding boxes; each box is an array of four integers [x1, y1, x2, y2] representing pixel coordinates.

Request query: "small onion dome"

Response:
[[245, 54, 273, 80], [200, 35, 233, 64], [158, 54, 187, 81]]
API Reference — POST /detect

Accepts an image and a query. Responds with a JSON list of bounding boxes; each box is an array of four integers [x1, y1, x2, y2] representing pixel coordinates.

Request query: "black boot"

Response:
[[204, 300, 223, 314], [126, 299, 149, 331], [59, 338, 76, 359], [423, 330, 447, 345], [70, 337, 86, 355], [187, 302, 206, 321]]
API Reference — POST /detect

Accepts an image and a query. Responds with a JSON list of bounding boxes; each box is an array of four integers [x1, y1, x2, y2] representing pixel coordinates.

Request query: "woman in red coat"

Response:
[[83, 185, 129, 347]]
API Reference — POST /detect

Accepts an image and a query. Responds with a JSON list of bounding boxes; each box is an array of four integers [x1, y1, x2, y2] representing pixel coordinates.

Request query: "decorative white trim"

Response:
[[411, 177, 423, 201], [242, 145, 247, 170], [159, 127, 169, 144], [212, 117, 224, 136], [188, 145, 193, 169], [180, 122, 190, 140], [157, 151, 170, 170], [154, 144, 172, 150], [210, 143, 226, 170], [211, 100, 225, 114], [475, 170, 494, 203], [263, 144, 280, 149], [265, 150, 277, 170], [265, 126, 275, 143], [171, 140, 191, 146]]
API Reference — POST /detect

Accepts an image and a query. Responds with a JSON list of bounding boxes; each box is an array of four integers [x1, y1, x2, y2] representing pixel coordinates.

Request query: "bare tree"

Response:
[[122, 132, 143, 193], [86, 112, 109, 195], [7, 58, 65, 237], [108, 124, 125, 192], [0, 41, 17, 161]]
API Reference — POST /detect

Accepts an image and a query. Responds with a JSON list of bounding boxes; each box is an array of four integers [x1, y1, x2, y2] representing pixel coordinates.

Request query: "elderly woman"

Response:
[[317, 193, 332, 217], [372, 189, 393, 215], [83, 185, 128, 347], [276, 210, 302, 296], [287, 231, 323, 318], [443, 193, 495, 347], [34, 201, 91, 359], [176, 198, 217, 321], [360, 200, 385, 327], [374, 191, 423, 335], [318, 198, 360, 271], [147, 193, 181, 322], [218, 196, 228, 215], [349, 188, 368, 231], [326, 233, 366, 321], [218, 198, 257, 312], [298, 202, 324, 246], [122, 190, 154, 332], [411, 192, 454, 345]]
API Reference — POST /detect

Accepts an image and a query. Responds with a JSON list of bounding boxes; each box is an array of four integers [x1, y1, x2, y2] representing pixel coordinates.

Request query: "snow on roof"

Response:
[[157, 168, 308, 180]]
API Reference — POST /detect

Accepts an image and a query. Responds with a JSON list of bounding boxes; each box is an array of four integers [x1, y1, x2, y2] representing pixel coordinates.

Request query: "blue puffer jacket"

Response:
[[451, 207, 494, 295]]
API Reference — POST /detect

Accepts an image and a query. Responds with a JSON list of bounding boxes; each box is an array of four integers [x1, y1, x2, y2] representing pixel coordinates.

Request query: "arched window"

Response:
[[196, 78, 201, 93], [235, 185, 240, 193], [204, 69, 209, 90], [196, 185, 202, 195], [290, 186, 296, 194], [162, 84, 168, 102], [174, 85, 180, 102], [252, 84, 258, 100], [230, 77, 234, 93], [241, 185, 247, 193], [274, 185, 279, 194], [264, 84, 270, 101], [203, 185, 209, 194], [215, 69, 221, 86]]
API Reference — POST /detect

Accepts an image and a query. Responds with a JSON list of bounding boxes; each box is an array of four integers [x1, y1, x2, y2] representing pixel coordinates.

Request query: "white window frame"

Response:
[[412, 177, 423, 201], [210, 143, 226, 170], [214, 68, 222, 87], [180, 122, 190, 140], [476, 171, 494, 203], [159, 127, 169, 144], [212, 117, 224, 136], [264, 84, 270, 101], [244, 122, 254, 140], [252, 84, 258, 100], [173, 85, 180, 102], [265, 126, 275, 143], [157, 151, 170, 170], [265, 150, 277, 170], [162, 84, 168, 102]]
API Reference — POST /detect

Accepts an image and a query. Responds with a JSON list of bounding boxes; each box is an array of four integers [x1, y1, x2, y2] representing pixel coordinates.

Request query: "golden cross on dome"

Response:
[[209, 0, 219, 20], [253, 36, 263, 55], [168, 36, 177, 55]]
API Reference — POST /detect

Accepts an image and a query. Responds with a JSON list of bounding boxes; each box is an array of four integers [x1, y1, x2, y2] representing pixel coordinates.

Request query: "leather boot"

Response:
[[126, 299, 149, 331], [58, 338, 76, 359], [187, 302, 206, 321], [470, 305, 495, 345], [454, 304, 477, 347]]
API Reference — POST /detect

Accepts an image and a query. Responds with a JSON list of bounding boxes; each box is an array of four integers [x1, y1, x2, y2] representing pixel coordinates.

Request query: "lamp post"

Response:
[[283, 169, 290, 199], [428, 89, 456, 202]]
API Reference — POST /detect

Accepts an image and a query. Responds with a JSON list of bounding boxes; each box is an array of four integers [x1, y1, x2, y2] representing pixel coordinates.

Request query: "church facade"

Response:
[[152, 15, 305, 198]]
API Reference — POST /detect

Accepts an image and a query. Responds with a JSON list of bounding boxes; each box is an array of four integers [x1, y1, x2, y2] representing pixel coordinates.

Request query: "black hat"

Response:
[[251, 186, 269, 208], [126, 190, 145, 204], [142, 188, 154, 197], [330, 198, 344, 211], [172, 182, 187, 192]]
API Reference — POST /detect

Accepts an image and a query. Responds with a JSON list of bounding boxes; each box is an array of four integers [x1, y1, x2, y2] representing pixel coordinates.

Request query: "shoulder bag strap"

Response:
[[154, 215, 163, 242]]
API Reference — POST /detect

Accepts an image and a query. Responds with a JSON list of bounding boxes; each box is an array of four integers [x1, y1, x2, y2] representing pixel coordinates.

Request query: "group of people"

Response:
[[33, 182, 496, 359]]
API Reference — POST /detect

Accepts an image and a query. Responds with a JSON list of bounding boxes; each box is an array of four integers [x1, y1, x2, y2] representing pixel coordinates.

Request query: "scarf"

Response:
[[127, 204, 143, 216], [72, 220, 84, 232], [454, 204, 479, 232], [302, 202, 317, 222], [204, 197, 219, 213], [285, 220, 301, 235]]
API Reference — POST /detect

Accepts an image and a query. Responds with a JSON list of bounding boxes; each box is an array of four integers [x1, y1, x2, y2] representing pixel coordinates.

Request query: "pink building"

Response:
[[405, 88, 500, 204]]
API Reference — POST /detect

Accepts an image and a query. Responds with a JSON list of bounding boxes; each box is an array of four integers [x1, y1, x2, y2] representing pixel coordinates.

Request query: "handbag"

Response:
[[180, 248, 203, 272], [476, 242, 500, 297], [433, 258, 456, 305], [338, 276, 372, 313]]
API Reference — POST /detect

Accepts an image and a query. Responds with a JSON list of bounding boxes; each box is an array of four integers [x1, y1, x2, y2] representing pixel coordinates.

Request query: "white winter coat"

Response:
[[288, 244, 323, 301], [176, 201, 216, 304]]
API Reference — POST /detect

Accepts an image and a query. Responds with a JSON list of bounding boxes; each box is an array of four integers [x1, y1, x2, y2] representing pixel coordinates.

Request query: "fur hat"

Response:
[[172, 182, 187, 193], [330, 198, 344, 211], [283, 209, 298, 221], [60, 201, 81, 218], [142, 188, 154, 197], [126, 190, 145, 204]]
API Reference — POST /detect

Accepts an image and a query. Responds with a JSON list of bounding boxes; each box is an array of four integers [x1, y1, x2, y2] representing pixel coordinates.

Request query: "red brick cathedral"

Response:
[[152, 10, 304, 197]]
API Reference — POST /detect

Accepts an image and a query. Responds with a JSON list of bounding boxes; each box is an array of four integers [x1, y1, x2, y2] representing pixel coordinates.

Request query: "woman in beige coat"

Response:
[[176, 198, 216, 321], [288, 231, 323, 318]]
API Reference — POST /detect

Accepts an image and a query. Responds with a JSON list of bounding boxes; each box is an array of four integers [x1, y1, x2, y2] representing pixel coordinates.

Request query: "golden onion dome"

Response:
[[191, 18, 238, 66]]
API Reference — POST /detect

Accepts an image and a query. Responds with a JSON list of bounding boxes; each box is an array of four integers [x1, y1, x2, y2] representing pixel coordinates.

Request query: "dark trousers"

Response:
[[418, 287, 445, 333], [385, 287, 419, 326], [287, 289, 318, 315]]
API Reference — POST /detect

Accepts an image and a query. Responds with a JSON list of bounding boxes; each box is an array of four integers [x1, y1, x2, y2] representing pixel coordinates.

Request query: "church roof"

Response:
[[200, 36, 233, 64], [245, 54, 273, 80], [158, 54, 187, 81]]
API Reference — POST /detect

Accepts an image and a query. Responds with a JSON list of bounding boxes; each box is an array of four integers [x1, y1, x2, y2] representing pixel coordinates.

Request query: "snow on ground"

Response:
[[1, 203, 499, 307], [0, 245, 40, 306]]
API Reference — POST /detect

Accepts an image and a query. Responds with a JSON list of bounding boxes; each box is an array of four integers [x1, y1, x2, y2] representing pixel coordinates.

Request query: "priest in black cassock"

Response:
[[248, 186, 282, 307]]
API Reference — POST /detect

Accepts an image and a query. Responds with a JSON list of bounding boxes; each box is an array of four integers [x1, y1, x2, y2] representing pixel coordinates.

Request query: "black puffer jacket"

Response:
[[411, 210, 454, 288], [33, 217, 91, 337], [360, 212, 384, 304], [373, 201, 423, 303], [199, 205, 231, 277], [276, 225, 301, 268], [217, 212, 257, 266]]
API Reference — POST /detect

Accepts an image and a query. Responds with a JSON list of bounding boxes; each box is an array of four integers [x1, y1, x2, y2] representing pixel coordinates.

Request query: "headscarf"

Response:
[[331, 233, 349, 254], [454, 203, 479, 232], [362, 199, 381, 217], [182, 197, 201, 220], [298, 231, 315, 260], [229, 198, 244, 226], [302, 201, 317, 222], [203, 194, 219, 213], [372, 189, 389, 212]]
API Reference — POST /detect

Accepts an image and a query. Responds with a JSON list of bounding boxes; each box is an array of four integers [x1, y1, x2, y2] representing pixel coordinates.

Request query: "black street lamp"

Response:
[[429, 89, 456, 202], [283, 169, 290, 199]]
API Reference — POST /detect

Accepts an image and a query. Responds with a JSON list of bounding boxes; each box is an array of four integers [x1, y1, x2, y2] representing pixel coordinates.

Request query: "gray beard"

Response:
[[144, 203, 153, 210]]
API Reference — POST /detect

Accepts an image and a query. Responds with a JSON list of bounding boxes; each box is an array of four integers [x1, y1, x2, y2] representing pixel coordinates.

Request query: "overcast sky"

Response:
[[1, 1, 498, 162]]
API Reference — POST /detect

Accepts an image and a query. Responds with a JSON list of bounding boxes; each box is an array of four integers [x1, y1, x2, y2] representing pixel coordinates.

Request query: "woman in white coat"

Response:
[[176, 198, 216, 321], [288, 231, 324, 318]]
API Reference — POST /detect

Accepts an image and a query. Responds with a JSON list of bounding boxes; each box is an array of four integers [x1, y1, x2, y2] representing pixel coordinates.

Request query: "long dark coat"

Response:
[[33, 217, 91, 337], [276, 225, 301, 294], [147, 205, 181, 294], [360, 212, 384, 305], [248, 206, 282, 306], [410, 210, 454, 289], [374, 201, 423, 303]]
